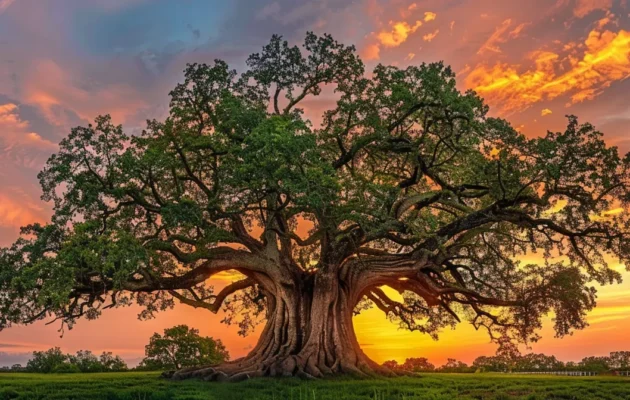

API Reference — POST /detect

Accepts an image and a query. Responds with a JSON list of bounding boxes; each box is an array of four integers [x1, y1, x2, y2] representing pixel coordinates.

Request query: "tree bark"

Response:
[[166, 269, 392, 381]]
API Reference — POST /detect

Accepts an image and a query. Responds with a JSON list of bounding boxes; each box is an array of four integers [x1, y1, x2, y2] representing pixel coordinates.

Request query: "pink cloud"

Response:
[[23, 60, 147, 127], [574, 0, 613, 18], [0, 190, 47, 228], [0, 103, 56, 168], [362, 43, 381, 60], [0, 0, 16, 15]]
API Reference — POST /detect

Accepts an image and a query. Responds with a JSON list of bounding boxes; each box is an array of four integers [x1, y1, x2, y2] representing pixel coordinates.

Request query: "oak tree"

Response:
[[2, 32, 630, 380]]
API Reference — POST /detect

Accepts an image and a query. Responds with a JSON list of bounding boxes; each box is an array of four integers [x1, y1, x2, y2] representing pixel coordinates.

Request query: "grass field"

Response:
[[1, 372, 629, 400]]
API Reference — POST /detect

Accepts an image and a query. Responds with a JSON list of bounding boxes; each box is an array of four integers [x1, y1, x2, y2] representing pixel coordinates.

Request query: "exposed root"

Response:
[[164, 352, 395, 382], [163, 272, 400, 382]]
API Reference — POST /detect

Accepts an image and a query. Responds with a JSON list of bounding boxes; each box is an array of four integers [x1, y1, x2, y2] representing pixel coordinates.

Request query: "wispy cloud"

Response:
[[19, 60, 148, 130], [0, 190, 48, 228], [377, 20, 424, 47], [0, 102, 57, 169], [423, 29, 439, 42], [0, 343, 26, 348], [574, 0, 612, 18], [0, 0, 16, 15], [362, 5, 438, 61], [477, 19, 528, 54]]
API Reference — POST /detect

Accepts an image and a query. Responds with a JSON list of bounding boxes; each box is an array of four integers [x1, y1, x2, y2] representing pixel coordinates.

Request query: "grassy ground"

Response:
[[1, 371, 629, 400]]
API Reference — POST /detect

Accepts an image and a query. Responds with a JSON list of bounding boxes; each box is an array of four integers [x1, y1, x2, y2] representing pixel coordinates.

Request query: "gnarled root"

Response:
[[164, 349, 397, 382], [164, 271, 400, 382]]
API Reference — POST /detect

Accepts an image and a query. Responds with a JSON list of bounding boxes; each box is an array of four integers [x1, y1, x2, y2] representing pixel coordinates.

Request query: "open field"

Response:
[[1, 372, 630, 400]]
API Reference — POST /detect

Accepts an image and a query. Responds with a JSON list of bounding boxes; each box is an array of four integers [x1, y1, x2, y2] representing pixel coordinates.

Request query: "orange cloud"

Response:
[[477, 19, 528, 54], [406, 52, 416, 61], [0, 103, 27, 128], [377, 20, 424, 47], [541, 108, 553, 116], [400, 2, 417, 17], [0, 191, 47, 228], [365, 6, 438, 60], [574, 0, 613, 18], [362, 43, 381, 60], [510, 22, 528, 37], [423, 29, 439, 42], [595, 10, 617, 29], [603, 207, 625, 216], [457, 64, 471, 76], [466, 27, 630, 112], [590, 207, 626, 222]]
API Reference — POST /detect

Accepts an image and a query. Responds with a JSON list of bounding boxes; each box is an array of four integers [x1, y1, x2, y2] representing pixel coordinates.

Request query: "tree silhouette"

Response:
[[1, 32, 630, 380], [438, 358, 470, 373], [609, 351, 630, 370], [400, 357, 435, 372]]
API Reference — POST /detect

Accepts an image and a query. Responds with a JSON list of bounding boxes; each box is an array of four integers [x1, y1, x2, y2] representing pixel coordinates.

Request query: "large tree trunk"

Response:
[[167, 270, 391, 381]]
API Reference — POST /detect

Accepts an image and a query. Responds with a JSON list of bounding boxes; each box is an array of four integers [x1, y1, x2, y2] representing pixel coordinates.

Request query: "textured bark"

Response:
[[166, 270, 393, 381]]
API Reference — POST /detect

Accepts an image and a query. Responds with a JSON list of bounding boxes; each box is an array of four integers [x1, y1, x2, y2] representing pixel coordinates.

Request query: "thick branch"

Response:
[[169, 278, 255, 312]]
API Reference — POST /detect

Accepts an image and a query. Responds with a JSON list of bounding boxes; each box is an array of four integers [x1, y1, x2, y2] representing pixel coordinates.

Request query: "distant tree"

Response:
[[382, 360, 400, 370], [139, 325, 229, 370], [565, 361, 578, 371], [26, 347, 68, 373], [69, 350, 103, 373], [51, 363, 80, 373], [135, 358, 163, 372], [99, 352, 128, 372], [579, 356, 610, 372], [513, 353, 564, 372], [23, 348, 127, 373], [438, 358, 471, 373], [608, 351, 630, 370], [400, 357, 435, 372], [10, 364, 23, 371], [472, 355, 510, 372]]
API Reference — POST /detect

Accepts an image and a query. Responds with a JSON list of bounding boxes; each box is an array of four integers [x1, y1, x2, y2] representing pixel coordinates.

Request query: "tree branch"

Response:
[[169, 278, 255, 313]]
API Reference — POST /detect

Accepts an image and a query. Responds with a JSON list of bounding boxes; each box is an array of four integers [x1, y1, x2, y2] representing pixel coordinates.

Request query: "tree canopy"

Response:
[[382, 357, 435, 372], [25, 348, 127, 373], [470, 350, 630, 373], [1, 32, 629, 379], [139, 325, 229, 370]]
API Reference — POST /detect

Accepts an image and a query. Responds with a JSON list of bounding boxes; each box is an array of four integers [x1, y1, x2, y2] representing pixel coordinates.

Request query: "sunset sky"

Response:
[[1, 0, 630, 368]]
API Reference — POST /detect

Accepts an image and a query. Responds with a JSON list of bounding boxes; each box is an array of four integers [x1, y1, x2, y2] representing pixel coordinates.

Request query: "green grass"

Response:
[[1, 372, 629, 400]]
